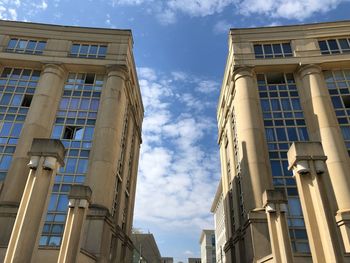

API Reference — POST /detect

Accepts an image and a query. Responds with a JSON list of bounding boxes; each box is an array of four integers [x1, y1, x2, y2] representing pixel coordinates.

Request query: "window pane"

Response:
[[74, 127, 84, 140], [282, 43, 292, 54], [77, 159, 88, 173], [89, 45, 98, 55], [254, 44, 263, 58], [27, 40, 37, 51], [11, 123, 23, 137], [83, 127, 94, 140], [0, 122, 12, 136], [7, 39, 17, 49], [272, 44, 282, 55], [98, 45, 107, 56], [11, 94, 22, 106], [37, 41, 46, 51], [0, 94, 12, 105], [65, 158, 77, 173], [289, 198, 302, 216], [57, 195, 68, 211], [265, 128, 275, 142], [59, 98, 69, 109], [48, 194, 58, 211], [0, 155, 12, 169], [327, 39, 340, 53], [71, 44, 80, 54], [52, 125, 63, 139], [339, 39, 350, 50], [80, 45, 89, 54], [276, 128, 287, 141], [263, 44, 273, 57], [341, 126, 350, 140], [271, 161, 282, 176], [18, 40, 27, 49]]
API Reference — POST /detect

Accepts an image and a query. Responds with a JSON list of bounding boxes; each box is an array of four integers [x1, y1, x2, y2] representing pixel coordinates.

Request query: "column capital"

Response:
[[40, 62, 67, 78], [106, 64, 128, 79], [287, 142, 327, 172], [263, 189, 288, 213], [297, 64, 322, 78], [68, 185, 92, 203], [27, 138, 65, 167], [232, 66, 255, 82]]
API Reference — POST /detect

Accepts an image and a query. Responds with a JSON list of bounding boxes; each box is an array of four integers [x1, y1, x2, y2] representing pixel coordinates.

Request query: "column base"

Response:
[[0, 202, 18, 246], [336, 209, 350, 253]]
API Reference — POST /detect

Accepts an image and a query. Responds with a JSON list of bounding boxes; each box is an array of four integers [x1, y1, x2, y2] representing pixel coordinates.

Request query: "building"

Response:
[[188, 258, 201, 263], [161, 257, 174, 263], [210, 180, 226, 263], [217, 20, 350, 262], [0, 20, 143, 262], [199, 230, 216, 263], [131, 233, 162, 263]]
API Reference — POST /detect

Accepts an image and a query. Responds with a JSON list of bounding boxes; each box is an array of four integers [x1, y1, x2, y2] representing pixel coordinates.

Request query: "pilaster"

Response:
[[4, 139, 65, 263], [288, 142, 343, 262]]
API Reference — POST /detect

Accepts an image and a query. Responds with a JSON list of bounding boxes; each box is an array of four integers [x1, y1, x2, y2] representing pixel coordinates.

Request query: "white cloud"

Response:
[[196, 80, 219, 94], [134, 67, 220, 232], [213, 20, 233, 34], [110, 0, 350, 23]]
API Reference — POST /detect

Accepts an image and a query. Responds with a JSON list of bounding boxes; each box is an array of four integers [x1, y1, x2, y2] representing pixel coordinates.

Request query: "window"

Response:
[[254, 43, 293, 58], [69, 43, 107, 58], [63, 126, 83, 140], [21, 95, 33, 107], [319, 38, 350, 55], [6, 38, 46, 54]]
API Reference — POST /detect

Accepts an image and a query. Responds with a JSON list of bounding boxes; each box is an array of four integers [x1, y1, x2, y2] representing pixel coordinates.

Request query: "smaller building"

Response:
[[199, 230, 216, 263], [131, 233, 162, 263], [161, 257, 174, 263], [210, 181, 227, 263], [188, 258, 201, 263]]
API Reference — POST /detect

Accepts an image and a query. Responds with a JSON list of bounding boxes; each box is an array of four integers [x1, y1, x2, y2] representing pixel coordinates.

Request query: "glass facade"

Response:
[[0, 67, 40, 181], [39, 72, 104, 247], [324, 70, 350, 155], [7, 38, 46, 55], [257, 72, 310, 253]]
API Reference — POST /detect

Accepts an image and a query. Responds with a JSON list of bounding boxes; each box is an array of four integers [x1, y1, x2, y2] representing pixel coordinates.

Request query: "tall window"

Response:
[[7, 38, 46, 54], [254, 43, 293, 58], [324, 70, 350, 155], [318, 38, 350, 55], [69, 43, 107, 58], [40, 72, 104, 247], [0, 68, 40, 181], [258, 72, 310, 253]]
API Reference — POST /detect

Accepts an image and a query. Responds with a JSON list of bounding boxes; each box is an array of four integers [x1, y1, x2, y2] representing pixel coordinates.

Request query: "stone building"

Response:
[[0, 20, 143, 262], [199, 230, 216, 263], [217, 20, 350, 262], [210, 181, 226, 263]]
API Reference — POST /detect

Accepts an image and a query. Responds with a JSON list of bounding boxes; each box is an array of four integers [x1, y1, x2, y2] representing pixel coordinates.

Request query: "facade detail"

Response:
[[0, 20, 143, 263], [199, 230, 216, 263], [217, 20, 350, 262], [210, 181, 227, 263]]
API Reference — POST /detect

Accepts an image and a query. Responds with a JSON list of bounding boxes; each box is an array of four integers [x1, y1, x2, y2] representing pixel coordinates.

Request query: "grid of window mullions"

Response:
[[40, 72, 102, 247], [0, 68, 40, 181], [319, 38, 350, 55], [324, 70, 350, 154], [258, 73, 310, 253], [70, 43, 107, 58], [254, 43, 293, 59], [7, 38, 46, 54]]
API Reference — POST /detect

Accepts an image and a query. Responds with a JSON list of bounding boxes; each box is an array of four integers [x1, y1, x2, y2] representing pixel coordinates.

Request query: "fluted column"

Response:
[[263, 190, 294, 263], [297, 65, 350, 252], [4, 139, 65, 263], [58, 185, 92, 263], [233, 67, 272, 209], [288, 142, 343, 263], [0, 63, 66, 245]]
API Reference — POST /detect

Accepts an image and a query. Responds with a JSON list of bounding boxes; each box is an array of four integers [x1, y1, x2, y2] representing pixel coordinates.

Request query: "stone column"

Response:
[[233, 67, 272, 261], [233, 67, 272, 209], [263, 190, 294, 263], [287, 142, 343, 263], [57, 185, 92, 263], [82, 65, 128, 262], [0, 63, 66, 245], [297, 65, 350, 252], [4, 139, 65, 263]]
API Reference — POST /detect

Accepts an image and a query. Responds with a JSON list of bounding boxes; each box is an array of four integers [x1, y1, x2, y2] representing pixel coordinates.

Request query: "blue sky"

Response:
[[2, 0, 350, 261]]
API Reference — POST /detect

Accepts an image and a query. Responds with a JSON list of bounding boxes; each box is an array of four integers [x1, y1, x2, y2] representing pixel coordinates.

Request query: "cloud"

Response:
[[134, 67, 220, 233], [110, 0, 350, 23], [213, 20, 233, 34], [0, 0, 21, 20]]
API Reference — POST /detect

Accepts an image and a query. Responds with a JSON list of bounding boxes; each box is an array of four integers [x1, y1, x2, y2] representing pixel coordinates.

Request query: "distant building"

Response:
[[161, 257, 174, 263], [131, 233, 162, 263], [188, 258, 201, 263], [210, 180, 227, 263], [199, 230, 216, 263]]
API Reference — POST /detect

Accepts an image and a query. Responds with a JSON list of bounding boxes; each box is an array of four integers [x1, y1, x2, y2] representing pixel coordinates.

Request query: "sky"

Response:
[[1, 0, 350, 261]]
